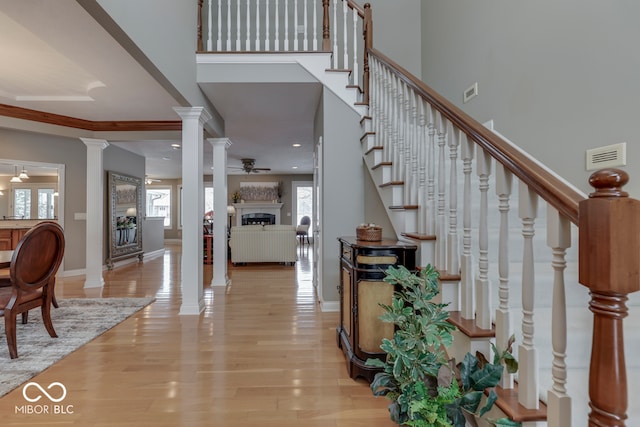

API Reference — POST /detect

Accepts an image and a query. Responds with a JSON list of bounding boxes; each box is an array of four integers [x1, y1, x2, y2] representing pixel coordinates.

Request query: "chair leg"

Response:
[[5, 312, 18, 359], [42, 302, 58, 338]]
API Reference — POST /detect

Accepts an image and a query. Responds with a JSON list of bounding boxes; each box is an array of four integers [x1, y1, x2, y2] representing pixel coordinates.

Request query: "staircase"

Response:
[[198, 1, 640, 426]]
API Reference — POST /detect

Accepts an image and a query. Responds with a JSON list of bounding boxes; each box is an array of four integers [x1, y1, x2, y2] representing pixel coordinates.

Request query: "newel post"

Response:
[[322, 0, 330, 51], [197, 0, 204, 52], [578, 169, 640, 427]]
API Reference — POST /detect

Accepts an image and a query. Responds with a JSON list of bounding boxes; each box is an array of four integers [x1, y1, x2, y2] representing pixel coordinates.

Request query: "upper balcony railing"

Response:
[[197, 0, 372, 97]]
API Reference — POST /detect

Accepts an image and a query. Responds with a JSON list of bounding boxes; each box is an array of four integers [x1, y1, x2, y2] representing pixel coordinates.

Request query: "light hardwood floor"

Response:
[[0, 243, 394, 426]]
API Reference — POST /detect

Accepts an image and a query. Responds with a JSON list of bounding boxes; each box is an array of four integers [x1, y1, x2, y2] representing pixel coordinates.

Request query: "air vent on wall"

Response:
[[586, 142, 626, 171]]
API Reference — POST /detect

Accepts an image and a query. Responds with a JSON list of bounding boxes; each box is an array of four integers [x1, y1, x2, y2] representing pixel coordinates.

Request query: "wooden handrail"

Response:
[[369, 47, 583, 224], [345, 0, 365, 17]]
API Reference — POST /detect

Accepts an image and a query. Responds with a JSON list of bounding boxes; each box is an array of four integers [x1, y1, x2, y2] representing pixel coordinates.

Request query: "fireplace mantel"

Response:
[[233, 203, 283, 226]]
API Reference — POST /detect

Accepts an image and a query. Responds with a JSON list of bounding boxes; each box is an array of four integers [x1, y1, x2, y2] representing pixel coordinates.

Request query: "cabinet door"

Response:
[[11, 229, 28, 249], [340, 266, 352, 341], [0, 230, 12, 250], [356, 279, 395, 358]]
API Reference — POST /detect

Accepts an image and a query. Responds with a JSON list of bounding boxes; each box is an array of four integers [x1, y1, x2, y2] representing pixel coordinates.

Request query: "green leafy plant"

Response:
[[366, 265, 520, 427]]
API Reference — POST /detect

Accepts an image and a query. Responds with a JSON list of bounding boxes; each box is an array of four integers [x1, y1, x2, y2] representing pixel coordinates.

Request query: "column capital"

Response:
[[80, 138, 109, 150], [173, 107, 212, 125], [208, 137, 233, 149]]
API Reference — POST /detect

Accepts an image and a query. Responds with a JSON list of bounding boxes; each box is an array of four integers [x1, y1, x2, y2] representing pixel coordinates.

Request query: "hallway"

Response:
[[0, 243, 393, 426]]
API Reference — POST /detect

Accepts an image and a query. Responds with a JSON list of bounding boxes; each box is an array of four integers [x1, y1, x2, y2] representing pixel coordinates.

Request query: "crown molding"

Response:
[[0, 103, 181, 132]]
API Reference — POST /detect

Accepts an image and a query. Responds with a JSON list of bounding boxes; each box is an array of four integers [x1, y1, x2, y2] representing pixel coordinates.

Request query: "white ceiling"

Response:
[[0, 0, 319, 180]]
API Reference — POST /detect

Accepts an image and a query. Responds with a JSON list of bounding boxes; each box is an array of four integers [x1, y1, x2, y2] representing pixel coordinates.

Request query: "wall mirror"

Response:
[[107, 171, 143, 268]]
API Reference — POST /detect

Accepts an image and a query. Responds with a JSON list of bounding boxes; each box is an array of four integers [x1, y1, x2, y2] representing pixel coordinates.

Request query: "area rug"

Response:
[[0, 297, 155, 398]]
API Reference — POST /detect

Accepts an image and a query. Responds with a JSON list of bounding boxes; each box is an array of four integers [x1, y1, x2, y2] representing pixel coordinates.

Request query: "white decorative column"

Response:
[[81, 138, 108, 289], [210, 137, 232, 287], [174, 107, 212, 315]]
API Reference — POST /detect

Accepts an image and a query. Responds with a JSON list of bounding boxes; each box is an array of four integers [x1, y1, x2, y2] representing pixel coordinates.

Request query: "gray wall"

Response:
[[92, 0, 224, 135], [0, 129, 87, 271], [368, 0, 422, 77], [320, 88, 365, 303], [420, 0, 639, 197]]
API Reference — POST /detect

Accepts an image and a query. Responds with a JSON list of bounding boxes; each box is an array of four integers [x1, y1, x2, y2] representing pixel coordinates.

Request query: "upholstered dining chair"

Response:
[[296, 216, 311, 246], [0, 221, 65, 358]]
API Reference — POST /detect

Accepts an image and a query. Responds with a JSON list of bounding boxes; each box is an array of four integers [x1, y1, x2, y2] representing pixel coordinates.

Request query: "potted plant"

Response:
[[366, 265, 520, 427]]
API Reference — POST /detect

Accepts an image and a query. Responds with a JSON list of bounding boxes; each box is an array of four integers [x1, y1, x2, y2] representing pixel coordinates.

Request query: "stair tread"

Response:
[[492, 384, 547, 422], [371, 162, 392, 170], [379, 181, 403, 187], [447, 311, 495, 338], [365, 146, 383, 155], [401, 232, 435, 241]]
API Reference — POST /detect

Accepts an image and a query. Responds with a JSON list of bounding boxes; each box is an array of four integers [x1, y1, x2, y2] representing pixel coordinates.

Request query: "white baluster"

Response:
[[274, 0, 280, 50], [401, 83, 411, 205], [293, 0, 298, 50], [226, 0, 231, 50], [475, 147, 492, 330], [265, 0, 270, 51], [312, 0, 317, 51], [303, 0, 308, 50], [390, 75, 400, 182], [426, 105, 436, 236], [255, 0, 261, 51], [332, 0, 337, 68], [352, 7, 359, 87], [546, 206, 572, 426], [435, 112, 447, 270], [495, 163, 514, 389], [236, 0, 241, 50], [284, 0, 289, 51], [518, 181, 539, 409], [246, 0, 251, 50], [460, 132, 475, 319], [417, 99, 427, 235], [394, 76, 404, 186], [409, 91, 419, 207], [342, 0, 348, 70], [447, 127, 460, 276], [382, 67, 392, 165], [212, 0, 218, 51]]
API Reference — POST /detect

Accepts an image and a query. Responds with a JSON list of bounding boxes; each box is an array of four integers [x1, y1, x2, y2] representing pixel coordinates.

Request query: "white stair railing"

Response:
[[201, 0, 365, 87], [368, 52, 588, 424]]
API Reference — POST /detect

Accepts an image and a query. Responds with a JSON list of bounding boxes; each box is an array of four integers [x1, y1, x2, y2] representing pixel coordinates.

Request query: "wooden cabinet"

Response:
[[337, 237, 417, 382], [0, 228, 31, 250]]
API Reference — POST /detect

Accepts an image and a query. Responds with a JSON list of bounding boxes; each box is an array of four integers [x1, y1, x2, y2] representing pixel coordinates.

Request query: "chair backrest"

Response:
[[299, 216, 311, 226], [10, 221, 65, 292]]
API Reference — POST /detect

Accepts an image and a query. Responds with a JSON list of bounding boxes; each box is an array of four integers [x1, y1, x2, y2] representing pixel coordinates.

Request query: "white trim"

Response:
[[320, 301, 339, 312]]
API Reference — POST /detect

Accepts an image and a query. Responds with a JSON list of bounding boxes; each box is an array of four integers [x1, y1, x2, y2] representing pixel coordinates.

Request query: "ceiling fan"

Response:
[[229, 158, 272, 174]]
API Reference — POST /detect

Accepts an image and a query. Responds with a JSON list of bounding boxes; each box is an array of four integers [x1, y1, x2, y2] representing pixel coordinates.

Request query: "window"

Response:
[[293, 181, 313, 234], [12, 184, 57, 219], [146, 187, 171, 227], [38, 189, 56, 219], [14, 189, 31, 219]]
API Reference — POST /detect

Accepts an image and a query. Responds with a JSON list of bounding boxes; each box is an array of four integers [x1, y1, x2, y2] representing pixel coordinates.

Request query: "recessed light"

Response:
[[162, 157, 171, 161], [171, 143, 181, 149], [292, 166, 298, 169], [292, 143, 301, 147]]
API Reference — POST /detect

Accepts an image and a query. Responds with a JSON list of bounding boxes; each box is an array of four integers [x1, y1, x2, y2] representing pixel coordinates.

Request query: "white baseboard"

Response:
[[144, 248, 165, 259], [62, 268, 85, 278], [320, 300, 339, 312]]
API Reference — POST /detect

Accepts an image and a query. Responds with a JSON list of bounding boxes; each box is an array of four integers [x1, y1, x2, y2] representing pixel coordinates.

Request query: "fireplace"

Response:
[[233, 202, 283, 226], [242, 213, 276, 225]]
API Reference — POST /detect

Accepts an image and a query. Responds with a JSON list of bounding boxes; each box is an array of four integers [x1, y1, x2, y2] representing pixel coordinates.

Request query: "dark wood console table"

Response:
[[337, 237, 417, 382]]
